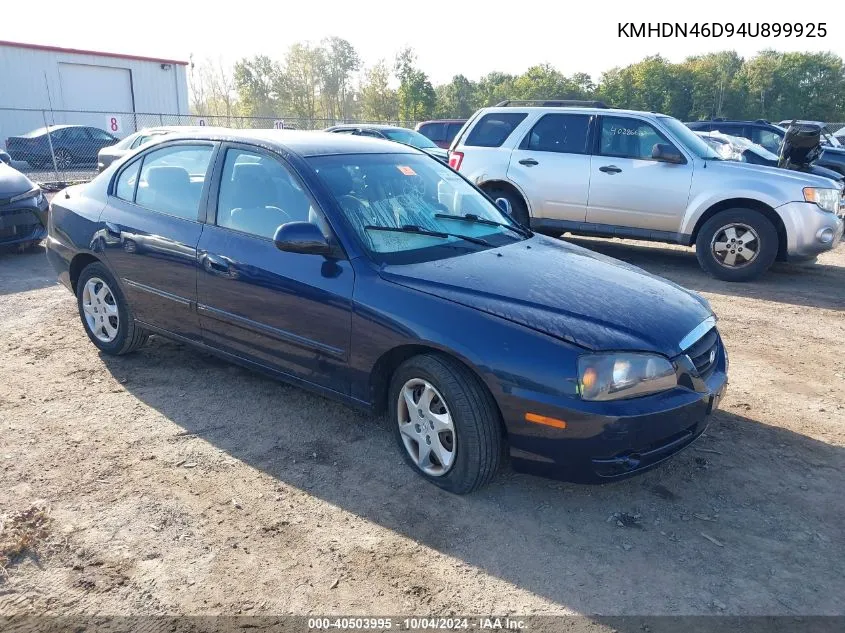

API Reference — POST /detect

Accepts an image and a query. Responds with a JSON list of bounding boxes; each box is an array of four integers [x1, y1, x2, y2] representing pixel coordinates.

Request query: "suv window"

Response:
[[522, 114, 590, 154], [599, 117, 672, 160], [464, 113, 527, 147], [216, 148, 319, 240], [751, 128, 783, 153], [134, 145, 214, 220], [419, 122, 446, 143]]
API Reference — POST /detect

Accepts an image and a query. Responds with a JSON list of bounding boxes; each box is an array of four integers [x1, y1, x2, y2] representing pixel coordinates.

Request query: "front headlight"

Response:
[[9, 186, 42, 204], [803, 187, 840, 213], [578, 353, 677, 401]]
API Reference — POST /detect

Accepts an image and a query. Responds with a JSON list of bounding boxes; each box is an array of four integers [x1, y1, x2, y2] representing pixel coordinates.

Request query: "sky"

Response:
[[1, 0, 842, 85]]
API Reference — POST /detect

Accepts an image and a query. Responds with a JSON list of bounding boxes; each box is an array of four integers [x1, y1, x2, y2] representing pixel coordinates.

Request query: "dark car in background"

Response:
[[416, 119, 467, 149], [324, 124, 449, 162], [0, 162, 48, 249], [46, 129, 727, 493], [686, 119, 845, 177], [6, 125, 118, 170]]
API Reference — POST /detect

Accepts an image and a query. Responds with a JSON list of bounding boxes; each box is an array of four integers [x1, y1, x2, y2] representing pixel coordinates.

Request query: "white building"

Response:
[[0, 39, 189, 143]]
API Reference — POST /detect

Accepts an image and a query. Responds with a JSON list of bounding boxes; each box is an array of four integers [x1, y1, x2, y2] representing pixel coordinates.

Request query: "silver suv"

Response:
[[449, 101, 844, 281]]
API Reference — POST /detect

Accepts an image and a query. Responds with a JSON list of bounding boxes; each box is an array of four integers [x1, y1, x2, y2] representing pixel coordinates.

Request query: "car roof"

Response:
[[153, 129, 419, 157], [476, 106, 666, 118], [327, 124, 407, 131]]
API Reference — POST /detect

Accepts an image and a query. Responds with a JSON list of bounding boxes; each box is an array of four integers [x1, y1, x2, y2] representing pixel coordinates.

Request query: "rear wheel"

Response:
[[388, 354, 502, 494], [54, 148, 74, 170], [76, 262, 148, 355], [485, 186, 530, 228], [695, 209, 778, 281]]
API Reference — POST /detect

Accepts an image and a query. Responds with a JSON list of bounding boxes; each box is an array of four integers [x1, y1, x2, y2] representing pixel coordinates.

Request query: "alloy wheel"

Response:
[[54, 149, 73, 170], [396, 378, 456, 476], [710, 223, 759, 268], [81, 277, 120, 343]]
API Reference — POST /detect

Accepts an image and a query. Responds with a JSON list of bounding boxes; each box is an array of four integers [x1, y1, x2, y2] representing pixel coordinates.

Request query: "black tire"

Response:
[[695, 209, 779, 281], [76, 262, 148, 355], [485, 186, 530, 228], [388, 354, 502, 494]]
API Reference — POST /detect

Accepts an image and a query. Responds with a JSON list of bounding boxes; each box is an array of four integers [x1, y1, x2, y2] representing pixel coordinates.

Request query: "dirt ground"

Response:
[[0, 235, 843, 620]]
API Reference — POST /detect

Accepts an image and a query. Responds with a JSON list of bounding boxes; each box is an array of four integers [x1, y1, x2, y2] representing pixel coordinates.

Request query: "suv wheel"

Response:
[[388, 354, 502, 494], [485, 187, 530, 228], [695, 209, 778, 281]]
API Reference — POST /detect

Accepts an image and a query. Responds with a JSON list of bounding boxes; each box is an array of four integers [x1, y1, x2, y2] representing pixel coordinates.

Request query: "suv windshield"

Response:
[[659, 116, 721, 159], [309, 153, 526, 263], [381, 128, 438, 150]]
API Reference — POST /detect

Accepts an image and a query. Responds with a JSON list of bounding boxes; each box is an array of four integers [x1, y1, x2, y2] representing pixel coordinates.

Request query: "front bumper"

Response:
[[0, 196, 48, 246], [776, 201, 843, 259], [501, 346, 728, 483]]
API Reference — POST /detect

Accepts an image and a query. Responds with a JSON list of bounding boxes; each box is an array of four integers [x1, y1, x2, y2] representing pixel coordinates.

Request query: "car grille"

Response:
[[684, 327, 720, 379]]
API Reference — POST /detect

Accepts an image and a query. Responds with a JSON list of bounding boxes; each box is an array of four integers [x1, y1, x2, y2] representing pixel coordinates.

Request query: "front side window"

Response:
[[308, 153, 526, 263], [134, 145, 214, 220], [600, 117, 674, 160], [523, 114, 590, 154], [751, 128, 783, 154], [464, 113, 528, 148], [216, 148, 321, 240]]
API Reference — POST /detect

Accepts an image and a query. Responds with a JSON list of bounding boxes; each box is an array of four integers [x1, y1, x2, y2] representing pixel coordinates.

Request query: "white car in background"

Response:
[[97, 126, 205, 172]]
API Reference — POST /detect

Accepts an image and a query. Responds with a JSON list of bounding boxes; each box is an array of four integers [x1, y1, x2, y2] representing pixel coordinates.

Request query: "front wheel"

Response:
[[76, 262, 148, 355], [695, 209, 779, 281], [485, 187, 530, 228], [388, 354, 502, 494]]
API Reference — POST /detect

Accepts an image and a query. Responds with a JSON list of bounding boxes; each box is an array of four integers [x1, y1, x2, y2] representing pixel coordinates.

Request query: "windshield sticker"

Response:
[[397, 165, 417, 176]]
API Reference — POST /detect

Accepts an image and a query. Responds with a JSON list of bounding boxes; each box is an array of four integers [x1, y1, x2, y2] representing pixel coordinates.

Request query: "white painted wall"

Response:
[[0, 42, 189, 146]]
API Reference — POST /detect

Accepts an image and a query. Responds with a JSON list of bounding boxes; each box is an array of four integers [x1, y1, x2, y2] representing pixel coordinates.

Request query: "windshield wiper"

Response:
[[435, 212, 532, 238], [364, 224, 492, 246]]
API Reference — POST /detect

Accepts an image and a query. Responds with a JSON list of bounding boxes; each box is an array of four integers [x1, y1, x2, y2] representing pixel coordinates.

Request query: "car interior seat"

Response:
[[227, 164, 292, 239]]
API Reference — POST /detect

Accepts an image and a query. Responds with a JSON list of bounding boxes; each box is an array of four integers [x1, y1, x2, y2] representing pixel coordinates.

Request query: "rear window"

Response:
[[464, 113, 527, 148], [419, 122, 446, 142]]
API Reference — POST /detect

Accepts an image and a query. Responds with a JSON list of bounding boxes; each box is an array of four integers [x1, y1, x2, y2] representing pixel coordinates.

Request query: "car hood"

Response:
[[0, 163, 36, 198], [379, 236, 713, 357], [707, 158, 841, 187]]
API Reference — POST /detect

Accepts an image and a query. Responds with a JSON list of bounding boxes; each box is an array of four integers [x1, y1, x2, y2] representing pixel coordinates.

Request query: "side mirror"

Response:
[[652, 143, 685, 164], [274, 221, 336, 257], [495, 197, 513, 216]]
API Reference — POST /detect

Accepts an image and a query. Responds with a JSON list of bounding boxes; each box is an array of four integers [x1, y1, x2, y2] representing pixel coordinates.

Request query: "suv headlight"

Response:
[[578, 353, 677, 401], [803, 187, 840, 213], [9, 186, 42, 204]]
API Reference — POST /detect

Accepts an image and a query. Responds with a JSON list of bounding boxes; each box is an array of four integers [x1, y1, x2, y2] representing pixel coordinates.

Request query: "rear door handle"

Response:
[[202, 252, 229, 272], [518, 158, 539, 166], [599, 165, 622, 174]]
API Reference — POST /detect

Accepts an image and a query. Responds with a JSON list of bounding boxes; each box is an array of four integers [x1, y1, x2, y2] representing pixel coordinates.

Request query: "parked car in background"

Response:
[[0, 162, 48, 250], [6, 125, 118, 170], [0, 149, 10, 165], [686, 119, 845, 177], [47, 129, 728, 493], [415, 119, 467, 148], [777, 120, 844, 148], [450, 102, 844, 281], [695, 130, 845, 184], [97, 126, 205, 172], [324, 124, 448, 162]]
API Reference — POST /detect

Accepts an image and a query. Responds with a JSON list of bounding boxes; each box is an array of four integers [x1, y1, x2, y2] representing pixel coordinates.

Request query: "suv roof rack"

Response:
[[494, 99, 610, 109]]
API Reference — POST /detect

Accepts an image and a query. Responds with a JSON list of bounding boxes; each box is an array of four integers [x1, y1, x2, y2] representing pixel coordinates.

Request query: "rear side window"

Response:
[[446, 122, 464, 142], [419, 122, 446, 143], [134, 145, 214, 220], [115, 159, 140, 202], [464, 113, 527, 147], [523, 114, 590, 154]]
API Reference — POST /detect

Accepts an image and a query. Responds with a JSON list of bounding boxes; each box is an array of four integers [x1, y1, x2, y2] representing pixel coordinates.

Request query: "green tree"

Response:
[[283, 43, 325, 121], [360, 60, 398, 121], [394, 48, 436, 121], [475, 72, 516, 107], [512, 64, 578, 100], [233, 55, 283, 117], [319, 37, 361, 121], [436, 74, 477, 117]]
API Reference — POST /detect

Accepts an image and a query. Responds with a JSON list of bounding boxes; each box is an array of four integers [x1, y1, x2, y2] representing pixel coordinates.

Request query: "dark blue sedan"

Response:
[[46, 130, 728, 493]]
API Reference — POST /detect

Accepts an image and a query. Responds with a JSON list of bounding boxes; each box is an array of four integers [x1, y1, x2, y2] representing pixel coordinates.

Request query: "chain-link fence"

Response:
[[0, 108, 419, 188]]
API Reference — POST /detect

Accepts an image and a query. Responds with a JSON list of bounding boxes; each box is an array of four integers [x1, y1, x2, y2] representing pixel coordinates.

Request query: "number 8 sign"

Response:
[[106, 116, 123, 134]]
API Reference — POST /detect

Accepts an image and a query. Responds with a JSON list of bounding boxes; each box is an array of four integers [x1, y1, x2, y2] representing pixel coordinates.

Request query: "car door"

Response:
[[506, 113, 592, 222], [100, 141, 217, 341], [196, 143, 354, 393], [587, 115, 693, 233]]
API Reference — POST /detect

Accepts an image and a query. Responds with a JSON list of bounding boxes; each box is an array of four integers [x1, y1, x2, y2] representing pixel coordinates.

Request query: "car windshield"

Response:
[[381, 128, 438, 149], [309, 153, 526, 263], [659, 117, 721, 159]]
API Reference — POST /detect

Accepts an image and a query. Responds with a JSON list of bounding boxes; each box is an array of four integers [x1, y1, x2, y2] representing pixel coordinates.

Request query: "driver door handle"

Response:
[[202, 252, 229, 272], [599, 165, 622, 174], [518, 158, 539, 166]]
